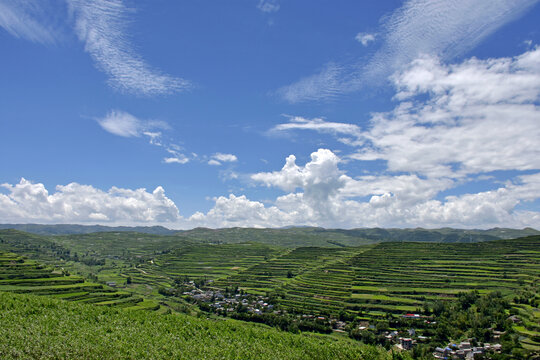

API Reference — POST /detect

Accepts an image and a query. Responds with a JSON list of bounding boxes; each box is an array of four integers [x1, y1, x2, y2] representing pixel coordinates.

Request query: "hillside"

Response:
[[0, 291, 396, 360], [0, 228, 538, 357]]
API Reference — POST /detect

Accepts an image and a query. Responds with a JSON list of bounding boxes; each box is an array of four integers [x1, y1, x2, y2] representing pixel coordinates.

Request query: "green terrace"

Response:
[[0, 252, 159, 312]]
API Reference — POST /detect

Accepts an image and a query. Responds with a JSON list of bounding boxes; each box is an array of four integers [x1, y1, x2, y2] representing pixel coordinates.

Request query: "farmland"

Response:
[[0, 251, 161, 311], [0, 291, 394, 360], [0, 228, 538, 358]]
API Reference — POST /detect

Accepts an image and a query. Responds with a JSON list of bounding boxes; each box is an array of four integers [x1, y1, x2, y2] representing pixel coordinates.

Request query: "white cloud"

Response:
[[183, 150, 540, 229], [257, 0, 280, 13], [252, 149, 351, 221], [270, 116, 361, 139], [355, 48, 540, 178], [213, 153, 238, 162], [164, 148, 190, 164], [3, 166, 540, 229], [0, 0, 59, 44], [355, 32, 376, 46], [365, 0, 539, 81], [96, 110, 192, 165], [67, 0, 190, 96], [97, 110, 169, 138], [189, 194, 291, 228], [97, 110, 143, 137], [0, 178, 180, 224], [206, 153, 238, 166], [277, 63, 344, 103], [276, 48, 540, 179], [164, 157, 189, 164], [279, 0, 539, 102], [223, 48, 540, 228]]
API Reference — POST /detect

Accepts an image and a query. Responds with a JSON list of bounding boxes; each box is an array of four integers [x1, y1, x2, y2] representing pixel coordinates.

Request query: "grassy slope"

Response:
[[0, 292, 398, 360]]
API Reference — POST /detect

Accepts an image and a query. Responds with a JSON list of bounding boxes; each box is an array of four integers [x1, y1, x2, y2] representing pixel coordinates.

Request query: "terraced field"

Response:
[[123, 242, 283, 288], [0, 252, 159, 311], [212, 237, 539, 348], [214, 246, 361, 296], [346, 238, 540, 347], [278, 256, 357, 314]]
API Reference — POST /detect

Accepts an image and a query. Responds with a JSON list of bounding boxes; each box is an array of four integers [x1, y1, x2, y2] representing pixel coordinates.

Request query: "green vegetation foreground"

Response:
[[0, 292, 400, 360]]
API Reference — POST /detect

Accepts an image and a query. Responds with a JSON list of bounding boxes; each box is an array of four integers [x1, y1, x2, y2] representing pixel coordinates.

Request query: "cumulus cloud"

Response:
[[67, 0, 190, 96], [252, 149, 352, 220], [189, 194, 291, 228], [185, 150, 540, 229], [355, 32, 376, 46], [207, 153, 238, 166], [0, 178, 180, 224], [279, 0, 538, 102]]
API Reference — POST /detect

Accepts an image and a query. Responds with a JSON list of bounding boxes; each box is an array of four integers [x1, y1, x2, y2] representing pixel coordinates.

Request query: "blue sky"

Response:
[[1, 0, 540, 229]]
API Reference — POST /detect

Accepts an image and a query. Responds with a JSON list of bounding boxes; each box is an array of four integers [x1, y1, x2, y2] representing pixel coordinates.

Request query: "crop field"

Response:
[[50, 232, 193, 258], [122, 242, 284, 289], [345, 238, 540, 346], [212, 237, 539, 348], [0, 291, 397, 360], [1, 228, 538, 353], [214, 246, 362, 296], [0, 252, 158, 311]]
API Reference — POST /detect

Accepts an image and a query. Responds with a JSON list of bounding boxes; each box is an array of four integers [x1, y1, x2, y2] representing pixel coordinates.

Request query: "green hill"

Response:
[[0, 291, 396, 359]]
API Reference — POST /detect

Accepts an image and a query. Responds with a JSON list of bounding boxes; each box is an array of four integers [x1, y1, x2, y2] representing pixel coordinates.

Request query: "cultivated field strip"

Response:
[[214, 247, 361, 296], [123, 243, 283, 288], [0, 252, 157, 311], [347, 238, 540, 345]]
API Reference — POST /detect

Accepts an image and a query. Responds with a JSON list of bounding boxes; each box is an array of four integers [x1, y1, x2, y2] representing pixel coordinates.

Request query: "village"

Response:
[[174, 281, 506, 359]]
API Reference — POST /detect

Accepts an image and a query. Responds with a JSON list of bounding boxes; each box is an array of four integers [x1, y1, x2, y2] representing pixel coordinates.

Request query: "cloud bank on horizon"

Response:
[[1, 1, 539, 229]]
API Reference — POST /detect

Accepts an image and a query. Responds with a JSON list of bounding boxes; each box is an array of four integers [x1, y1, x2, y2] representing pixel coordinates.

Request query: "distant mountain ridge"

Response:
[[1, 224, 537, 246], [174, 226, 540, 247], [0, 224, 176, 236]]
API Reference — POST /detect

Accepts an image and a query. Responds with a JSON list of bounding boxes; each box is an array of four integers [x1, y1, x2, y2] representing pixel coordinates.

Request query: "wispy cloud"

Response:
[[164, 150, 190, 164], [355, 32, 376, 46], [277, 63, 344, 103], [67, 0, 190, 96], [96, 110, 169, 138], [257, 0, 280, 13], [95, 111, 242, 168], [270, 116, 361, 140], [96, 110, 191, 164], [365, 0, 539, 81], [279, 0, 539, 103], [0, 0, 60, 44]]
